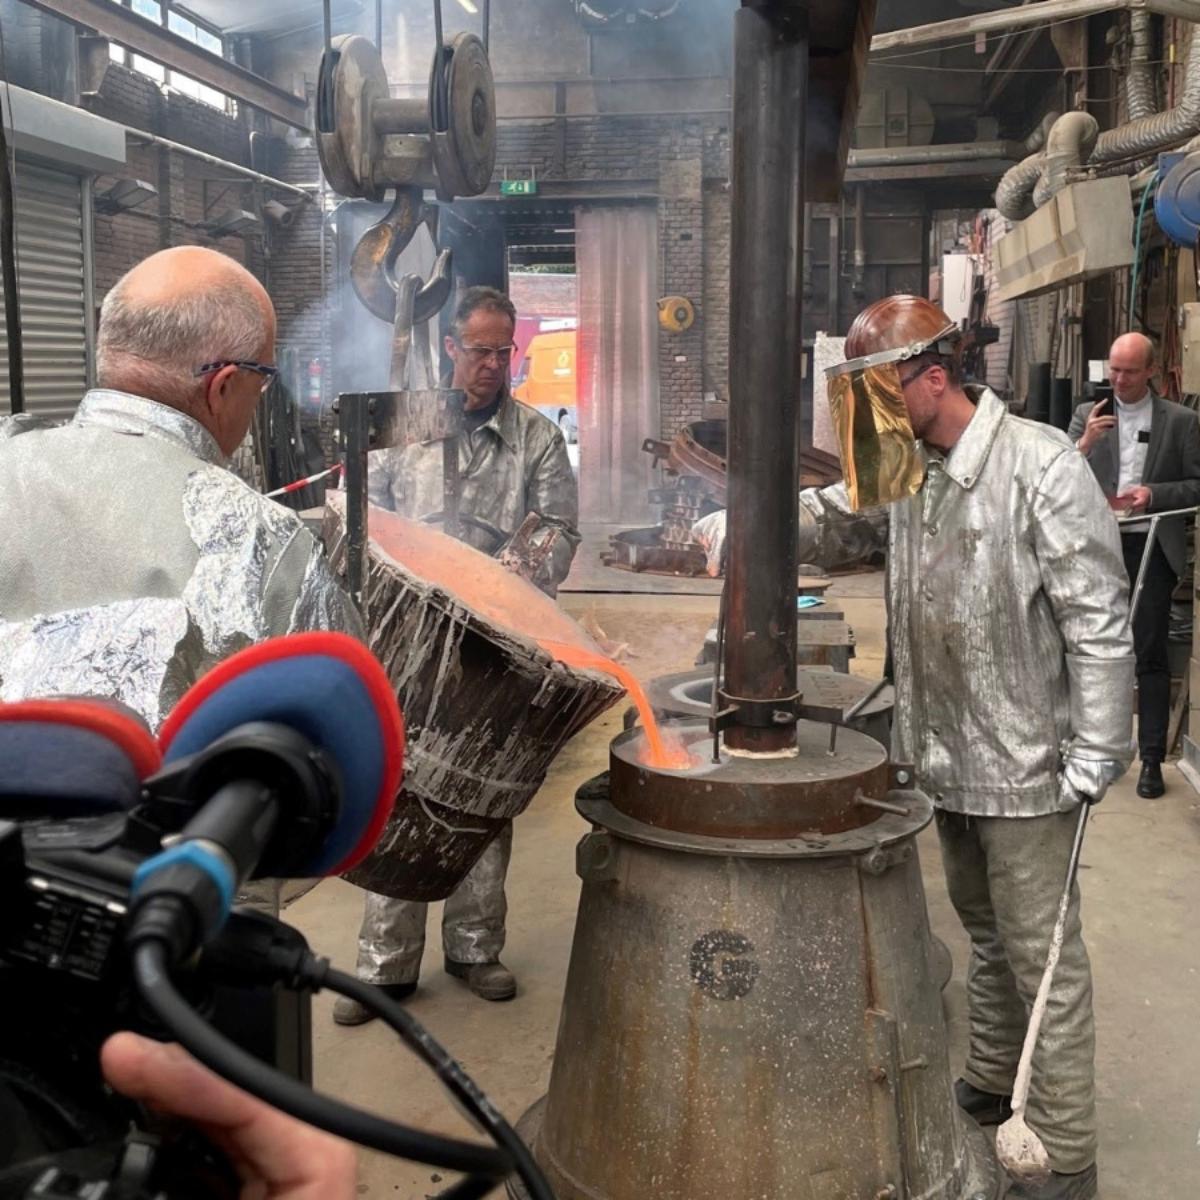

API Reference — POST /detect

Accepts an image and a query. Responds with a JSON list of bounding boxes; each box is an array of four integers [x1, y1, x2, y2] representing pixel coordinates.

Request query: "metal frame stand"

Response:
[[1120, 504, 1200, 757]]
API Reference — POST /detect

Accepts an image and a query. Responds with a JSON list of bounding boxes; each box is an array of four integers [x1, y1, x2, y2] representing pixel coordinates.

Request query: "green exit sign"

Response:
[[501, 179, 538, 196]]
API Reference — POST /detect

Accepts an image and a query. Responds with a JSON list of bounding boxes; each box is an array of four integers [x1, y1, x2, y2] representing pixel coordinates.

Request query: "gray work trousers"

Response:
[[354, 822, 512, 985], [936, 808, 1096, 1175]]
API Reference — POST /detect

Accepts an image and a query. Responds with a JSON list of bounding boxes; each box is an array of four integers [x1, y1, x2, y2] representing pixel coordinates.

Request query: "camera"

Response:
[[0, 722, 321, 1199], [0, 635, 552, 1200]]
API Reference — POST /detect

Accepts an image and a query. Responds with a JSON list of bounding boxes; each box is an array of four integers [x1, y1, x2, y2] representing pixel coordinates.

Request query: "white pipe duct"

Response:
[[1033, 111, 1100, 207], [1127, 9, 1158, 121], [996, 13, 1200, 217], [1091, 20, 1200, 162], [872, 0, 1200, 53]]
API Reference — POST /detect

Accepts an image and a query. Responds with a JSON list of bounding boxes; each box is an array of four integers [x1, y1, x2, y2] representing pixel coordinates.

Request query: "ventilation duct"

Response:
[[994, 176, 1135, 301], [849, 140, 1025, 167], [999, 13, 1200, 218], [996, 154, 1046, 221], [1127, 9, 1158, 121], [1032, 112, 1100, 208], [1025, 110, 1062, 154], [1091, 23, 1200, 164]]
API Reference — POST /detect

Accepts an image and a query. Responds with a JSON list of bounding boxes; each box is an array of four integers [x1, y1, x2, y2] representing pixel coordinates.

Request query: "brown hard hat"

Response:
[[844, 294, 957, 360]]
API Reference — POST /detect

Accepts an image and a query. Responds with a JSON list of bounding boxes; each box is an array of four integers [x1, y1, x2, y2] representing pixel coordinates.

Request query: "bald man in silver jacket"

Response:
[[0, 247, 361, 911]]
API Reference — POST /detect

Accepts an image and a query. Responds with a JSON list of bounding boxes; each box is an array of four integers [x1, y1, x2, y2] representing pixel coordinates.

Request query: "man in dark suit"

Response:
[[1068, 332, 1200, 797]]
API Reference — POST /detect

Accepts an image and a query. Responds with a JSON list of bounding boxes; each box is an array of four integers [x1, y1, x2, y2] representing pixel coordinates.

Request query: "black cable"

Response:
[[432, 0, 449, 132], [0, 18, 24, 415], [482, 0, 490, 53], [131, 939, 511, 1179], [432, 1176, 499, 1200], [433, 0, 444, 61], [316, 966, 556, 1200]]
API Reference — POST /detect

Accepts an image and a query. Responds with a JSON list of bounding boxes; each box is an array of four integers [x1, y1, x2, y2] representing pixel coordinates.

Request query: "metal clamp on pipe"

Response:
[[710, 690, 803, 732]]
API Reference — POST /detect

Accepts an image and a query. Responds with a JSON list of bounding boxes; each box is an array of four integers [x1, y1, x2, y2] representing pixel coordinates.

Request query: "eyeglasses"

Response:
[[458, 342, 517, 366], [898, 361, 939, 389], [194, 360, 280, 393]]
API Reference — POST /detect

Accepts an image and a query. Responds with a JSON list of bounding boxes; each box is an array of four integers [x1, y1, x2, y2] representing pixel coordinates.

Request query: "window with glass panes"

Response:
[[107, 1, 231, 112]]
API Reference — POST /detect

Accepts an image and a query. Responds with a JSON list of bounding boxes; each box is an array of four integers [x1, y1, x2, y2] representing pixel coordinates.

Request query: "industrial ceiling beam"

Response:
[[984, 26, 1045, 108], [843, 158, 1017, 182], [23, 0, 309, 128], [871, 0, 1200, 53], [984, 0, 1037, 74]]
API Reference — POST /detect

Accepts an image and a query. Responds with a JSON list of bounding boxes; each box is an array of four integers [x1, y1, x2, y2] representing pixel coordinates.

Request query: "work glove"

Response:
[[1059, 754, 1126, 807], [691, 510, 727, 578]]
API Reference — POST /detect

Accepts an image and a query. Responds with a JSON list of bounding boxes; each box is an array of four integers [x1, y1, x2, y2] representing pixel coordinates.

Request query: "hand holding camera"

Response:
[[101, 1033, 357, 1200]]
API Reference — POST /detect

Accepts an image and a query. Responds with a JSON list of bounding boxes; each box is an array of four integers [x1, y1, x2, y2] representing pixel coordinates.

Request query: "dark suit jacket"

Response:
[[1067, 393, 1200, 576]]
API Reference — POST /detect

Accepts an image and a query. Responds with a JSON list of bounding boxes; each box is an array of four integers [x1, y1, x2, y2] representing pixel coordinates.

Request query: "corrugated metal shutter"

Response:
[[0, 162, 90, 420]]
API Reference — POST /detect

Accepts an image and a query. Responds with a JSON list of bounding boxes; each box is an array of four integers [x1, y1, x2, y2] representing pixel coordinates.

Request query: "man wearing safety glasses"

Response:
[[341, 285, 579, 1022], [366, 285, 580, 596], [0, 246, 362, 911], [694, 294, 1132, 1200]]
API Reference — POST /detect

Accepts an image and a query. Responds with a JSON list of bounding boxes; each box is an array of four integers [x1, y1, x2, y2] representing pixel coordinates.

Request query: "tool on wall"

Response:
[[657, 295, 695, 333]]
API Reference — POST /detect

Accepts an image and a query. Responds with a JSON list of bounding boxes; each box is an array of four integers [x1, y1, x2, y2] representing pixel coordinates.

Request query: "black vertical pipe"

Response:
[[1049, 376, 1073, 432], [339, 398, 368, 615], [723, 1, 807, 755], [0, 109, 24, 415], [1026, 362, 1051, 423]]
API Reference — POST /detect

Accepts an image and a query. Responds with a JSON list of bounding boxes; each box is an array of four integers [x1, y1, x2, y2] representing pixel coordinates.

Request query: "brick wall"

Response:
[[267, 138, 332, 433], [81, 47, 736, 441], [496, 112, 728, 436], [86, 62, 265, 304], [0, 0, 76, 102], [83, 60, 277, 485], [509, 272, 576, 317], [702, 181, 731, 404]]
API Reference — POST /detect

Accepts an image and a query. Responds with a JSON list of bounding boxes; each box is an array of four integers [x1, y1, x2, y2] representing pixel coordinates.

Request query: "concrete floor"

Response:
[[289, 568, 1200, 1199]]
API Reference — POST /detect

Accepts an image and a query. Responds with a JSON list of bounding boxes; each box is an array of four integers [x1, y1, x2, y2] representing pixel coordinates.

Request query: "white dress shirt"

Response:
[[1116, 391, 1153, 532], [1117, 391, 1153, 493]]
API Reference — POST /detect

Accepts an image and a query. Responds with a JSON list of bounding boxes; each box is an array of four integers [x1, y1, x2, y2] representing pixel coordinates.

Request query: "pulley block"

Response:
[[316, 32, 496, 203]]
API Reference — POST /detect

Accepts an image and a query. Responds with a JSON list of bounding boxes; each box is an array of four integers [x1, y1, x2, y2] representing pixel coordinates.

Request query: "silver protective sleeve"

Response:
[[1061, 652, 1136, 802], [0, 598, 197, 730]]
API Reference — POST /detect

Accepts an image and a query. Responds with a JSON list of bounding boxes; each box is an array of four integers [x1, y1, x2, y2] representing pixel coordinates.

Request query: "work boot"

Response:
[[953, 1078, 1012, 1126], [1137, 759, 1166, 798], [331, 980, 417, 1026], [445, 957, 517, 1001], [1006, 1163, 1098, 1199]]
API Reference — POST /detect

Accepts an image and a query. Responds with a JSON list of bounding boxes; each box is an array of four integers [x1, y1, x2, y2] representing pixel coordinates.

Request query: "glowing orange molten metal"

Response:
[[366, 507, 689, 771]]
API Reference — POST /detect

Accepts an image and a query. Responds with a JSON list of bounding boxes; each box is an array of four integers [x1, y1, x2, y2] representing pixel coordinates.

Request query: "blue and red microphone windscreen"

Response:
[[0, 698, 161, 818], [158, 633, 403, 877]]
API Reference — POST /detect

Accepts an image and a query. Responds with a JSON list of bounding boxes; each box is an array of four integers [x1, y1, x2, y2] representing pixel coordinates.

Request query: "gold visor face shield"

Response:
[[824, 323, 958, 511]]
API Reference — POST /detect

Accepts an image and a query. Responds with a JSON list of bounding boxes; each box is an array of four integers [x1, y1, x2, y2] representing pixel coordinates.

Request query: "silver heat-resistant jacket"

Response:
[[367, 392, 580, 594], [702, 387, 1136, 817], [0, 390, 363, 729]]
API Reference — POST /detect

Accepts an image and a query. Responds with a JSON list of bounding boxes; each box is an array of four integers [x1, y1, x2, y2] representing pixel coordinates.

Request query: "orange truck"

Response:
[[513, 330, 576, 417]]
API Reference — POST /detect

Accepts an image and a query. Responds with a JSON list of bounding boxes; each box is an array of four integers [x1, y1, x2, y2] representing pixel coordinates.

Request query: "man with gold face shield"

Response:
[[693, 294, 1133, 1200]]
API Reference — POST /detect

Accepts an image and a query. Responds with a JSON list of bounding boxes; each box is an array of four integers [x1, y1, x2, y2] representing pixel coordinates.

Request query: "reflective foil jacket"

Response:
[[366, 392, 580, 595], [0, 390, 363, 731], [793, 387, 1135, 816]]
